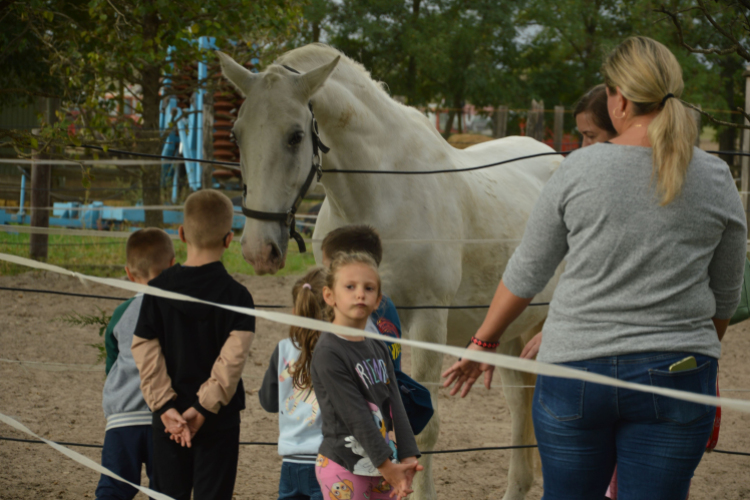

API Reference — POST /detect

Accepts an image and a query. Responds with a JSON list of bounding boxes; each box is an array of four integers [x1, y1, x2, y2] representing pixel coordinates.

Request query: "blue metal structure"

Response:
[[1, 203, 247, 231], [160, 37, 220, 203], [3, 37, 261, 235]]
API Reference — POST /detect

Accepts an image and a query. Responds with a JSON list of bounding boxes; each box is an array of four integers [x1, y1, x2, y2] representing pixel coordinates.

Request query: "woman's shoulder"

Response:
[[687, 148, 736, 191], [690, 147, 732, 172], [564, 142, 646, 165]]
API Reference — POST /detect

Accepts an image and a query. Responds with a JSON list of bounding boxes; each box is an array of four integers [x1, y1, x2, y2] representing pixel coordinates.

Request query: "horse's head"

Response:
[[217, 51, 339, 274]]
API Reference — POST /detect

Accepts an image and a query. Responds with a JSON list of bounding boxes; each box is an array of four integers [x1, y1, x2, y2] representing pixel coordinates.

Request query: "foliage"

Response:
[[325, 0, 522, 135], [0, 1, 69, 109], [289, 0, 746, 140], [57, 306, 112, 363], [655, 0, 749, 144], [2, 0, 305, 226]]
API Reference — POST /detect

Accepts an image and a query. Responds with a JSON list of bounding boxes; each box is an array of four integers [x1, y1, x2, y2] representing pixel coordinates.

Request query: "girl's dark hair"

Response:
[[289, 267, 328, 390], [574, 84, 617, 137]]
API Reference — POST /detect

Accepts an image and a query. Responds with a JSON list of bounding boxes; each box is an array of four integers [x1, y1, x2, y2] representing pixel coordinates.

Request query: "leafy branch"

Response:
[[681, 99, 750, 129], [57, 307, 112, 363]]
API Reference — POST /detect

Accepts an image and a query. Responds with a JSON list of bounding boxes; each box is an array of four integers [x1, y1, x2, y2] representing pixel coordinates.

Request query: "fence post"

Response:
[[742, 66, 750, 214], [554, 105, 564, 151], [494, 106, 508, 139], [30, 97, 59, 260], [527, 100, 544, 141], [692, 104, 702, 148]]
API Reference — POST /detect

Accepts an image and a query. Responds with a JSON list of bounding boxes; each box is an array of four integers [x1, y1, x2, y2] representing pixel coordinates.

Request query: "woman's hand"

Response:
[[520, 332, 542, 359], [441, 343, 496, 397]]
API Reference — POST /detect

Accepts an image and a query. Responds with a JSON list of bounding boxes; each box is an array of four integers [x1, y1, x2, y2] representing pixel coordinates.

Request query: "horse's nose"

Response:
[[261, 242, 282, 263]]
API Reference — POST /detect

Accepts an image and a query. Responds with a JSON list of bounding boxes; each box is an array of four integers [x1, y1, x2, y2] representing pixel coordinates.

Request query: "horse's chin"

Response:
[[251, 256, 286, 275], [242, 243, 287, 275]]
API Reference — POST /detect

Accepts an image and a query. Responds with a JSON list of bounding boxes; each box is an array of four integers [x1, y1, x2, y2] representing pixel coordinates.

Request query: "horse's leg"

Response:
[[402, 309, 448, 500], [498, 329, 540, 500]]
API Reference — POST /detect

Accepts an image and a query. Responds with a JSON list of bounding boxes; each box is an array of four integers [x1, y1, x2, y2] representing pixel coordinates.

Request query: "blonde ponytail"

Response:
[[602, 36, 697, 205], [289, 267, 328, 390]]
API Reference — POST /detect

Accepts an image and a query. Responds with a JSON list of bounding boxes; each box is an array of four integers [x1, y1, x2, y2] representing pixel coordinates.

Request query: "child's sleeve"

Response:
[[104, 299, 132, 375], [383, 345, 421, 460], [195, 329, 255, 415], [104, 318, 119, 376], [382, 297, 403, 371], [312, 346, 394, 469], [258, 344, 280, 413], [132, 294, 177, 412]]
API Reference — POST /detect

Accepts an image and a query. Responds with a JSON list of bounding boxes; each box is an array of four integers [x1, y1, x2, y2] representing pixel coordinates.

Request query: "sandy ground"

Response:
[[1, 271, 750, 499]]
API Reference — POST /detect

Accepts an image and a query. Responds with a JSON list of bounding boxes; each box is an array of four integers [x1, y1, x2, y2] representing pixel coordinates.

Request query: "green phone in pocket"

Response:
[[669, 356, 697, 372]]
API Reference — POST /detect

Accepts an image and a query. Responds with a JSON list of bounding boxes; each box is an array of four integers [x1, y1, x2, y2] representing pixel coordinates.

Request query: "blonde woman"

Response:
[[443, 37, 746, 499]]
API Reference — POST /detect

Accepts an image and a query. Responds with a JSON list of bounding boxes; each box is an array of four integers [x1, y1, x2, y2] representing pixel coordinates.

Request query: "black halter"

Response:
[[240, 65, 330, 253]]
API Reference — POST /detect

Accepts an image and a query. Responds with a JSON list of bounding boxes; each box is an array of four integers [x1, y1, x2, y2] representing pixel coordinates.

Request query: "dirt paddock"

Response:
[[1, 271, 750, 499]]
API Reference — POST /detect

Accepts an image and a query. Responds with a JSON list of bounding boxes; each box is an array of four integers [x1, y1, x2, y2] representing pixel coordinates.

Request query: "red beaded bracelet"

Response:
[[470, 336, 499, 349]]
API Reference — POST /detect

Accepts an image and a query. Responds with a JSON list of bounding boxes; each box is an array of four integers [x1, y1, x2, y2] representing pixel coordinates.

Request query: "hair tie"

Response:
[[660, 93, 675, 107], [302, 283, 312, 290]]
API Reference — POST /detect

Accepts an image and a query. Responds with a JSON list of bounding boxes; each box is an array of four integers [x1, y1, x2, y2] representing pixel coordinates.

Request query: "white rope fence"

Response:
[[0, 410, 176, 500], [1, 252, 749, 413], [3, 251, 750, 495]]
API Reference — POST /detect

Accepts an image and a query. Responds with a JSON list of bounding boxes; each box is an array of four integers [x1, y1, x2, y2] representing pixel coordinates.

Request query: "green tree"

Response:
[[328, 0, 521, 136], [0, 1, 71, 109], [6, 0, 303, 226], [515, 0, 633, 108], [656, 0, 748, 166]]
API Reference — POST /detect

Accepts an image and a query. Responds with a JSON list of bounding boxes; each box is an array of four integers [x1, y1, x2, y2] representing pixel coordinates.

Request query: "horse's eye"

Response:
[[288, 131, 304, 147]]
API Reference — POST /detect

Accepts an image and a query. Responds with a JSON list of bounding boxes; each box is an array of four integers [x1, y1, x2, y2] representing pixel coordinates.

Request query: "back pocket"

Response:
[[537, 369, 587, 421], [649, 361, 712, 425]]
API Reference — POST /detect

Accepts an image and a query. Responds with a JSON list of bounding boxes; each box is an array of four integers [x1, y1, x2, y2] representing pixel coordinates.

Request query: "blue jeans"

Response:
[[278, 462, 323, 500], [95, 425, 153, 500], [532, 352, 717, 500]]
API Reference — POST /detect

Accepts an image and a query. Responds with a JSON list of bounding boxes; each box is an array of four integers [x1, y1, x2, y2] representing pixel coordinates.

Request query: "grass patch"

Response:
[[0, 230, 316, 277]]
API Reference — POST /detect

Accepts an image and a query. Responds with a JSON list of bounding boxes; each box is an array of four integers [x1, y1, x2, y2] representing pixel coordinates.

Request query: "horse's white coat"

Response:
[[219, 44, 562, 500]]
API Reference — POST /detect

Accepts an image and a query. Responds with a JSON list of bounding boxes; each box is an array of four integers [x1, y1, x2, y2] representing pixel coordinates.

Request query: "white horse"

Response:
[[218, 44, 562, 500]]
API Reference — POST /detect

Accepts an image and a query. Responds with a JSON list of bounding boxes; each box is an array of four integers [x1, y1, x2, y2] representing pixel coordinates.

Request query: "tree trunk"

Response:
[[405, 0, 421, 102], [441, 109, 455, 139], [30, 97, 59, 260], [140, 11, 162, 228], [312, 21, 320, 43], [442, 95, 462, 139], [719, 60, 740, 170]]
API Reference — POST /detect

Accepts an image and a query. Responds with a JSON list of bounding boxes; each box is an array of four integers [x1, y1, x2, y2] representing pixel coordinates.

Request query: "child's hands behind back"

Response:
[[161, 408, 191, 446], [178, 407, 206, 448]]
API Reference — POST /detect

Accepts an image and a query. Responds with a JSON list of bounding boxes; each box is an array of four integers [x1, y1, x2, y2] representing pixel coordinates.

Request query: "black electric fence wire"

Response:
[[0, 286, 549, 309]]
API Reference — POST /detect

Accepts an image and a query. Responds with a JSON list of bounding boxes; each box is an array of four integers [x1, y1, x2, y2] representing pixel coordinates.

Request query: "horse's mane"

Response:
[[272, 43, 442, 140], [272, 43, 392, 100]]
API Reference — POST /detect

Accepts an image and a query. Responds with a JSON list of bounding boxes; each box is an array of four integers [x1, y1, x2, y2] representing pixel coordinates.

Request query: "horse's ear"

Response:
[[299, 56, 340, 98], [216, 51, 256, 96]]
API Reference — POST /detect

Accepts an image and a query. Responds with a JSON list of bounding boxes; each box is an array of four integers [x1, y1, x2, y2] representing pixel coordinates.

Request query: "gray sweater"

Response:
[[102, 294, 151, 430], [311, 333, 419, 476], [503, 144, 747, 363]]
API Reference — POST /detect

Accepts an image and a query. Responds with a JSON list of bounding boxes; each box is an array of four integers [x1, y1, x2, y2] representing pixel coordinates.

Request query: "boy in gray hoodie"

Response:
[[95, 228, 175, 500]]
